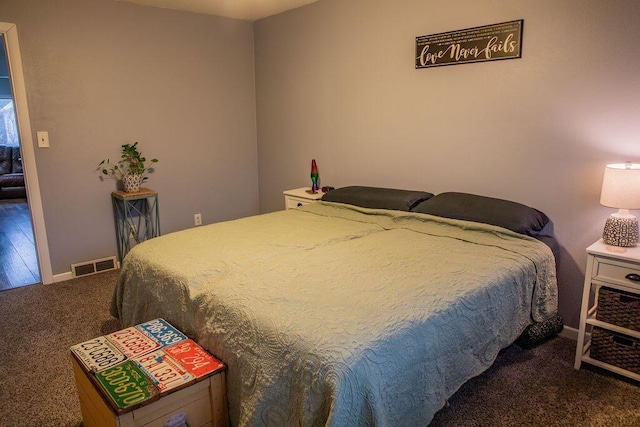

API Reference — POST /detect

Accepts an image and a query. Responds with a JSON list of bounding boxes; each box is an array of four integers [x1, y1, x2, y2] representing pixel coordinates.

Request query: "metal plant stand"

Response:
[[111, 188, 160, 263]]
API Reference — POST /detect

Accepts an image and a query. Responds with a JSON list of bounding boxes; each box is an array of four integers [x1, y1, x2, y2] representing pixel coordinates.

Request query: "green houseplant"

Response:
[[98, 142, 158, 192]]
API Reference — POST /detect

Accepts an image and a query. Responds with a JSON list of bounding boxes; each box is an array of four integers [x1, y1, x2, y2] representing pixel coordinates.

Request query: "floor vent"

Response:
[[71, 256, 118, 278]]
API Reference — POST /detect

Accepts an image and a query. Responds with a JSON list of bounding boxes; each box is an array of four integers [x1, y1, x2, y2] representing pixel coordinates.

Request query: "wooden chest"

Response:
[[72, 356, 228, 426], [70, 318, 229, 427]]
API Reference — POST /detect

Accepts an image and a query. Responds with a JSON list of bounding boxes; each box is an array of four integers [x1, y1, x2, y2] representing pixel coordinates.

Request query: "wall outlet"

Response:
[[194, 213, 202, 226]]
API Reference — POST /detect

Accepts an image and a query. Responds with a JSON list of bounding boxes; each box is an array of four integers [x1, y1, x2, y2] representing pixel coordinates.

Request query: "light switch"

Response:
[[37, 131, 49, 148]]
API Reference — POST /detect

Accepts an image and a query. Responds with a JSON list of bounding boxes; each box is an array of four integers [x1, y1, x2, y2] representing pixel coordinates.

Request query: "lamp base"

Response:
[[603, 215, 639, 247]]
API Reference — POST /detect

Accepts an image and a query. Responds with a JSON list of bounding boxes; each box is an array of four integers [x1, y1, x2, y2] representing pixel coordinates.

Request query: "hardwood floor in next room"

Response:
[[0, 199, 40, 290]]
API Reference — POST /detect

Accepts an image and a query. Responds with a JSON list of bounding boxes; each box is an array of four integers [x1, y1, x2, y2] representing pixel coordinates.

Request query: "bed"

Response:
[[111, 187, 559, 426]]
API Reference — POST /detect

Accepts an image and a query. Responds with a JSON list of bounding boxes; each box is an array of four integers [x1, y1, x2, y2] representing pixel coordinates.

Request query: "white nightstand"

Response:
[[575, 239, 640, 381], [283, 187, 325, 210]]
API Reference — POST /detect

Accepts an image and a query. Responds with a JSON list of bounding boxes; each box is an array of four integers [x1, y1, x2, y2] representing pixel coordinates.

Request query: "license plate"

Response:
[[164, 339, 225, 378], [135, 350, 194, 393], [136, 318, 187, 348], [95, 360, 159, 412], [107, 326, 161, 359], [71, 336, 127, 373]]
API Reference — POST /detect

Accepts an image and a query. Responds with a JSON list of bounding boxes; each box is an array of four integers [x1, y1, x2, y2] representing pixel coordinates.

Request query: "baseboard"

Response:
[[560, 325, 578, 341], [53, 271, 73, 283]]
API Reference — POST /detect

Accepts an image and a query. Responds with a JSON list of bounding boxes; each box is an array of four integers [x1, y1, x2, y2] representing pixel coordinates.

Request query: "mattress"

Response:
[[111, 201, 558, 426]]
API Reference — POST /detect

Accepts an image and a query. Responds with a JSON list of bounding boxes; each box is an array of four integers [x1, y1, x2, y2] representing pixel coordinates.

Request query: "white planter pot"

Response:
[[122, 174, 144, 192]]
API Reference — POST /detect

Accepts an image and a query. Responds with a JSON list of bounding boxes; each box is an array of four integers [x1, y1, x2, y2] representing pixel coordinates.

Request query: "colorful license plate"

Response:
[[71, 336, 127, 373], [107, 326, 161, 359], [135, 350, 194, 393], [96, 360, 159, 412], [136, 318, 187, 348], [164, 339, 225, 378]]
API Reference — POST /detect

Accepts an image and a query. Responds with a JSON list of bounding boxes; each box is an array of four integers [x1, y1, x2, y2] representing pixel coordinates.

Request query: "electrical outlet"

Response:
[[194, 213, 202, 226]]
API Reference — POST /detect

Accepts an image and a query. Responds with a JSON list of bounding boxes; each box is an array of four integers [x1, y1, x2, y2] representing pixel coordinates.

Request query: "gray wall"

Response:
[[1, 0, 258, 274], [254, 0, 640, 328]]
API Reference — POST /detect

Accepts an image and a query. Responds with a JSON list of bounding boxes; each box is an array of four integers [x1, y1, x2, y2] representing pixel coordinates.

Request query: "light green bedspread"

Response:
[[112, 201, 557, 426]]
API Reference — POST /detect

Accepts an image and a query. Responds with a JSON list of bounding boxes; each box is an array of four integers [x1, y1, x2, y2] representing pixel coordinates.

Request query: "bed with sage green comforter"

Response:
[[112, 201, 558, 426]]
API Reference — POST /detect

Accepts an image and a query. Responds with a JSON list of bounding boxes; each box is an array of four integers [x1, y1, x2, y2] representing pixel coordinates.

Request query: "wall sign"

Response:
[[416, 20, 523, 69]]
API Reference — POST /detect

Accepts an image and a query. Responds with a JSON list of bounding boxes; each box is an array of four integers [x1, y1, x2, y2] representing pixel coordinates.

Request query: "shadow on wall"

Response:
[[556, 245, 588, 330]]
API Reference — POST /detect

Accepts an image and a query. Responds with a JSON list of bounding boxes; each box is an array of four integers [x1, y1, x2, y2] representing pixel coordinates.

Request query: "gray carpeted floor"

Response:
[[1, 270, 639, 426], [0, 271, 121, 427]]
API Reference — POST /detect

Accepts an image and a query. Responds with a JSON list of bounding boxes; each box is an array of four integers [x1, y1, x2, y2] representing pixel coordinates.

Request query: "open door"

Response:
[[0, 22, 53, 285]]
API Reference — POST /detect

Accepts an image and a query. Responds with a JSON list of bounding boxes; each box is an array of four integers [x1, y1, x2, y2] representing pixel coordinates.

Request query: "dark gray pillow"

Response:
[[411, 192, 550, 236], [321, 186, 434, 211]]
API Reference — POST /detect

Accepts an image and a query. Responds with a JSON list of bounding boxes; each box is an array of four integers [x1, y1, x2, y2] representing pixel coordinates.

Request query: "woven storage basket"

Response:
[[596, 287, 640, 332], [590, 327, 640, 375]]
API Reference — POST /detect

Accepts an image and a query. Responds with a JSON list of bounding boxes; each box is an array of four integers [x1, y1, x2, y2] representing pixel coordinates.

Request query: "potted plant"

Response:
[[98, 142, 158, 192]]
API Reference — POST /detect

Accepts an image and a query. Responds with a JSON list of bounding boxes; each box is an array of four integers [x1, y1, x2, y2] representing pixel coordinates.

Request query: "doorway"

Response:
[[0, 22, 52, 287], [0, 34, 39, 290]]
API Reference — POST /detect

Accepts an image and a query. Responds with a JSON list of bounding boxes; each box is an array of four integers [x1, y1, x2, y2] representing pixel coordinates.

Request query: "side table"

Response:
[[111, 188, 160, 262], [575, 239, 640, 381], [283, 187, 325, 209]]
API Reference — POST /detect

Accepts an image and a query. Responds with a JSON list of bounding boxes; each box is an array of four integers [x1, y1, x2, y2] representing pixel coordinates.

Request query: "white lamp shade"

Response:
[[600, 163, 640, 209]]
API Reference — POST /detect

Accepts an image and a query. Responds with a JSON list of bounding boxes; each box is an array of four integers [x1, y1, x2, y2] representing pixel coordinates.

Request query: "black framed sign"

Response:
[[416, 20, 523, 69]]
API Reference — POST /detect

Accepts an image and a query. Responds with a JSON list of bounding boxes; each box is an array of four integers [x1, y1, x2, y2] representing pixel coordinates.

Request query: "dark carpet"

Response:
[[1, 271, 639, 426]]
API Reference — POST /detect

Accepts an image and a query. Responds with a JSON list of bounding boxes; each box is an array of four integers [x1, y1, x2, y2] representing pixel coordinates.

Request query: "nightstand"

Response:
[[283, 187, 325, 210], [575, 239, 640, 381]]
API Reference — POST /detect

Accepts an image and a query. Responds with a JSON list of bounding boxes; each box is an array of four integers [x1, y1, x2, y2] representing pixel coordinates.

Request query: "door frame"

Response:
[[1, 22, 53, 284]]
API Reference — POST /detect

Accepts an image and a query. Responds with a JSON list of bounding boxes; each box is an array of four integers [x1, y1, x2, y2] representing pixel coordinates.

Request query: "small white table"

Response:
[[574, 239, 640, 381], [283, 187, 325, 209]]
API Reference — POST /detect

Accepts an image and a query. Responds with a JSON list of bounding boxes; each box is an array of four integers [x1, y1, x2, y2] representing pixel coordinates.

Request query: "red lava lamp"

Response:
[[310, 159, 319, 193]]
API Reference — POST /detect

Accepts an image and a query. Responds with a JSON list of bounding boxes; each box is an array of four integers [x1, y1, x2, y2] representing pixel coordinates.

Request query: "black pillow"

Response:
[[411, 192, 550, 236], [321, 186, 434, 211]]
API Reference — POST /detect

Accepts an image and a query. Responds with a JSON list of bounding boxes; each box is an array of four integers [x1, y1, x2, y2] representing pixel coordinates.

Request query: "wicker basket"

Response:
[[596, 287, 640, 332], [590, 327, 640, 375]]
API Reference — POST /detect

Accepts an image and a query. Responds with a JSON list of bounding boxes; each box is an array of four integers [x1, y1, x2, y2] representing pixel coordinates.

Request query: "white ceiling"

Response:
[[116, 0, 319, 21]]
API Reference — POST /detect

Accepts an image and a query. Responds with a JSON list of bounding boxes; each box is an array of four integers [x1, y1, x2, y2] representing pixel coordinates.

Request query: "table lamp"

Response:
[[600, 162, 640, 247], [310, 159, 319, 193]]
